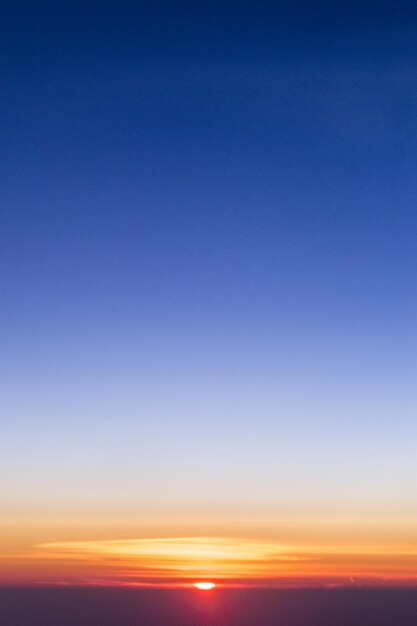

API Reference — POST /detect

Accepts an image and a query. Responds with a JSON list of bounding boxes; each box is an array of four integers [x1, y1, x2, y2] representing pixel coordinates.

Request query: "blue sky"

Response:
[[2, 1, 417, 518]]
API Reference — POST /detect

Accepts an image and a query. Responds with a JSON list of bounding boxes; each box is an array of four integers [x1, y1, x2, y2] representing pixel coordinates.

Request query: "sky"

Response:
[[1, 0, 417, 586]]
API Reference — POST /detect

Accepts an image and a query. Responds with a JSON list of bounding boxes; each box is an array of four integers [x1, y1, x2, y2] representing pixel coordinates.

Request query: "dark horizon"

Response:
[[2, 587, 417, 626]]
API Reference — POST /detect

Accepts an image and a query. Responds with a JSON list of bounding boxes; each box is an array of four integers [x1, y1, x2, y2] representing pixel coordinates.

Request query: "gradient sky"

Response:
[[2, 0, 417, 585]]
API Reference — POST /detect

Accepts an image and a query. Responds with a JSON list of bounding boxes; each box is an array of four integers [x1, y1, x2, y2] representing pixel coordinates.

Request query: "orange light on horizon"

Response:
[[194, 581, 215, 590], [5, 535, 417, 587]]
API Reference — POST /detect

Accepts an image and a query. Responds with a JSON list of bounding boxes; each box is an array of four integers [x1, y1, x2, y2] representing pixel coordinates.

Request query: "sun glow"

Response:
[[194, 582, 215, 590], [19, 535, 417, 588]]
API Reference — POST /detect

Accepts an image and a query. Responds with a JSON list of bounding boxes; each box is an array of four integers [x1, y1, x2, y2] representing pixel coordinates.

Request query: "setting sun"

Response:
[[194, 582, 216, 590]]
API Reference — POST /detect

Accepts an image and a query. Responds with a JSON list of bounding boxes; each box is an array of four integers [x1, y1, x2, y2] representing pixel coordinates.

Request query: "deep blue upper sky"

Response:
[[2, 1, 417, 511]]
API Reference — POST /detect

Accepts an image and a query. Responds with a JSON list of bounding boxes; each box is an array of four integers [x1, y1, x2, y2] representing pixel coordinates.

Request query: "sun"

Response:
[[193, 582, 216, 590]]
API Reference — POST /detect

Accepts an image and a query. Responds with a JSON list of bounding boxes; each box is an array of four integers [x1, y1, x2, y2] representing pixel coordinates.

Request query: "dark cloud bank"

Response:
[[1, 588, 417, 625]]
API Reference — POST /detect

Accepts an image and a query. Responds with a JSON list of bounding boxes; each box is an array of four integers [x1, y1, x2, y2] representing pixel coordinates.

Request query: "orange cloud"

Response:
[[2, 536, 414, 587]]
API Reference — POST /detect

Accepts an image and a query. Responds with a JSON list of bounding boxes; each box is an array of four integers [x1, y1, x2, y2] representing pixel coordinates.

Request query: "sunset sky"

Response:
[[2, 0, 417, 587]]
